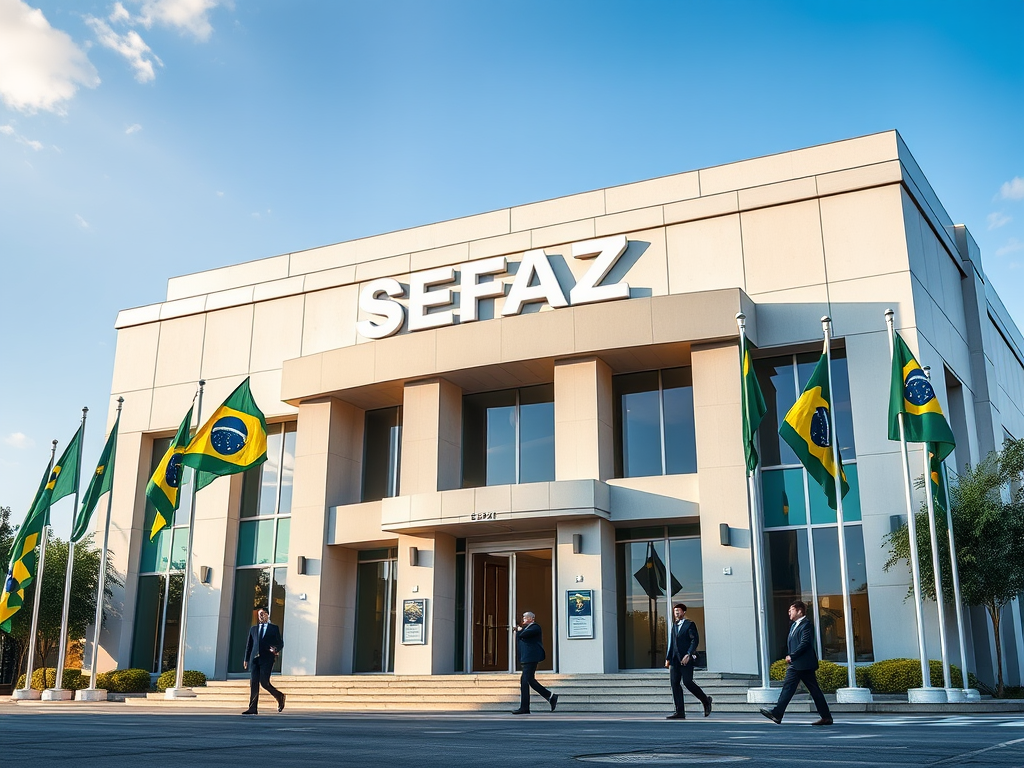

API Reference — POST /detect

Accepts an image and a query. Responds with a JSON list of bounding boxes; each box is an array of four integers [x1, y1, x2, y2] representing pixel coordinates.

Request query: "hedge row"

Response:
[[16, 668, 86, 691], [156, 669, 208, 691], [769, 658, 963, 694], [16, 667, 208, 693], [96, 668, 152, 693]]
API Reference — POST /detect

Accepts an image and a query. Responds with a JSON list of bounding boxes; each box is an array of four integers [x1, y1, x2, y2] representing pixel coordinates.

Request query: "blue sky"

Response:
[[1, 1, 1022, 535]]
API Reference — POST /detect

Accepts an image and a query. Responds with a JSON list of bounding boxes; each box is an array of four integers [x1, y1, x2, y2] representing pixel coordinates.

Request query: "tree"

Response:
[[0, 527, 121, 682], [0, 506, 17, 684], [884, 439, 1024, 696]]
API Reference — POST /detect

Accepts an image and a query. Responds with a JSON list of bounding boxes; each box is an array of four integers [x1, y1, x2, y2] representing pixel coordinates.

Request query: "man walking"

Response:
[[511, 611, 558, 715], [760, 600, 833, 726], [665, 603, 712, 719], [242, 608, 286, 715]]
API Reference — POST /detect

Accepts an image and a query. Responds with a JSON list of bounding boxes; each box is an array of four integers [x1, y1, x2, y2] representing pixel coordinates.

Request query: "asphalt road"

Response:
[[3, 706, 1024, 767]]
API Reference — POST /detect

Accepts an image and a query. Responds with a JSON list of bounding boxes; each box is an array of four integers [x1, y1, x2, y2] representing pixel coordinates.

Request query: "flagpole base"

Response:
[[165, 687, 197, 699], [746, 687, 780, 704], [908, 687, 947, 703], [41, 688, 73, 701], [964, 689, 982, 702], [836, 687, 873, 703], [943, 688, 968, 703], [11, 688, 41, 700], [75, 688, 108, 702]]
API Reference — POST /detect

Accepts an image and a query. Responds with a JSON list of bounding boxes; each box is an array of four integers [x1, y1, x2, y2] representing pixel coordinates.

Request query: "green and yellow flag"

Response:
[[50, 424, 83, 507], [740, 334, 767, 474], [928, 443, 949, 513], [0, 459, 53, 632], [71, 413, 120, 543], [888, 332, 956, 461], [779, 345, 849, 510], [146, 406, 193, 540], [181, 378, 268, 482]]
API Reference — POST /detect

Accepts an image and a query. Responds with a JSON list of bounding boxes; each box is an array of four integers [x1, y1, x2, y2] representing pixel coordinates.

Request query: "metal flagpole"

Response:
[[49, 407, 88, 699], [940, 461, 975, 699], [169, 380, 204, 697], [737, 313, 773, 697], [822, 318, 869, 701], [921, 369, 952, 694], [82, 398, 123, 698], [13, 440, 58, 700], [885, 309, 936, 700]]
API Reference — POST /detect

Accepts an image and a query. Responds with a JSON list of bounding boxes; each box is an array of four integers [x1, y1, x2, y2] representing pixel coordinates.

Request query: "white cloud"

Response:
[[85, 15, 162, 83], [134, 0, 222, 42], [110, 1, 131, 23], [125, 122, 142, 134], [75, 213, 90, 229], [216, 190, 224, 197], [0, 0, 100, 114], [988, 211, 1012, 230], [0, 122, 44, 150], [3, 432, 32, 449], [1001, 177, 1024, 201], [996, 238, 1024, 257]]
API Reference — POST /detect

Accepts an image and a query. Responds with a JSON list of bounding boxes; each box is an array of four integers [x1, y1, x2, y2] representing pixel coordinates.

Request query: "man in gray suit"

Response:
[[665, 603, 712, 719], [760, 600, 833, 725]]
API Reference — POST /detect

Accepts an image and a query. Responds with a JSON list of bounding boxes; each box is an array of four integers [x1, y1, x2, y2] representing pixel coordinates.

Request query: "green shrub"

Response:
[[156, 669, 208, 691], [96, 668, 152, 693], [15, 668, 86, 691], [767, 658, 867, 692], [864, 658, 963, 693]]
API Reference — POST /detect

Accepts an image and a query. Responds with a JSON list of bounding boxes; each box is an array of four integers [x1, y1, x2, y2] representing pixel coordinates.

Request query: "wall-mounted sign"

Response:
[[356, 235, 631, 340], [402, 598, 427, 644], [566, 589, 594, 639]]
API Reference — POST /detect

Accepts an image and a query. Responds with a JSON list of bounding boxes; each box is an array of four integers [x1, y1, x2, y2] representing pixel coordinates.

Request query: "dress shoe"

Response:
[[703, 696, 713, 717], [278, 693, 286, 712], [241, 709, 258, 716], [510, 709, 530, 715], [549, 694, 559, 712], [811, 717, 834, 726], [665, 713, 686, 720], [759, 708, 781, 724]]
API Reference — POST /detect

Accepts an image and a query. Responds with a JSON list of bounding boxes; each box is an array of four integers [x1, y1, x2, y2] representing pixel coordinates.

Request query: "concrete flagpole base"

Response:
[[746, 687, 781, 704], [944, 688, 969, 703], [836, 687, 874, 703], [41, 688, 73, 701], [164, 687, 197, 699], [11, 688, 41, 700], [75, 688, 108, 702], [908, 687, 947, 703], [964, 689, 982, 702]]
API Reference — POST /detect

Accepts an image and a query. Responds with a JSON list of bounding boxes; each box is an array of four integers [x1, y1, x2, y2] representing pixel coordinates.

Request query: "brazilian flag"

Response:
[[181, 378, 268, 483], [888, 332, 956, 461], [928, 443, 949, 513], [779, 347, 849, 510], [740, 334, 767, 474], [0, 459, 52, 632], [146, 406, 193, 540], [71, 413, 120, 543], [50, 424, 84, 507]]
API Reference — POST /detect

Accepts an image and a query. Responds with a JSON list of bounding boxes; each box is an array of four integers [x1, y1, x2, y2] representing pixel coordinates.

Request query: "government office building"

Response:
[[97, 131, 1024, 688]]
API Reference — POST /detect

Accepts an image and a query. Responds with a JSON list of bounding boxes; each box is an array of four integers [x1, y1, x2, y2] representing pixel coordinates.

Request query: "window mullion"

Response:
[[514, 389, 521, 484], [658, 371, 667, 475]]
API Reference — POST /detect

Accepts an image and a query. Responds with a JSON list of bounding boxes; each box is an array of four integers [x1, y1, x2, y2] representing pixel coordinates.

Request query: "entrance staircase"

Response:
[[127, 672, 763, 713]]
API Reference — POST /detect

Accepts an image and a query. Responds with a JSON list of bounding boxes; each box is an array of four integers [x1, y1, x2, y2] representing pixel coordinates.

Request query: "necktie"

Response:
[[260, 623, 266, 641]]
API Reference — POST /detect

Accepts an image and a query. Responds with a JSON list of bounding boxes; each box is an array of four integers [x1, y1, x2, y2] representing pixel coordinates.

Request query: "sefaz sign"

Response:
[[356, 234, 631, 340]]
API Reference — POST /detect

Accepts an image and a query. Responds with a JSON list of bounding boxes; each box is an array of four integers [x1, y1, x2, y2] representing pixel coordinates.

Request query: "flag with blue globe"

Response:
[[888, 332, 956, 461], [181, 378, 268, 480]]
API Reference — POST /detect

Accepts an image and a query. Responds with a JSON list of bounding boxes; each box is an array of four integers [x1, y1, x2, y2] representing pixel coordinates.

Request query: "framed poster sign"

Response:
[[566, 590, 594, 639], [402, 598, 427, 644]]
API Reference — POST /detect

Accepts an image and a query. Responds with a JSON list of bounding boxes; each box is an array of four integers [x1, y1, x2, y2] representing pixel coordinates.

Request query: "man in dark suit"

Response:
[[664, 603, 712, 719], [511, 611, 558, 715], [242, 608, 286, 715], [760, 600, 833, 726]]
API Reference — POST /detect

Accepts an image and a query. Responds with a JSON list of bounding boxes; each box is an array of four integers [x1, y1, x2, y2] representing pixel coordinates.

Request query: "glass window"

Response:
[[614, 368, 696, 478], [808, 463, 862, 524], [755, 357, 799, 467], [617, 539, 669, 669], [765, 529, 813, 662], [668, 538, 705, 664], [462, 385, 554, 488], [238, 519, 275, 566], [812, 526, 873, 662], [228, 569, 271, 673], [275, 518, 290, 564], [130, 575, 164, 673], [761, 468, 807, 527], [362, 406, 402, 502]]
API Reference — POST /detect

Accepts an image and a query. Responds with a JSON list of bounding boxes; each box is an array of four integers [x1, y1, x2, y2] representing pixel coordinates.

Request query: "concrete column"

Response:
[[555, 518, 618, 672], [554, 357, 614, 482], [283, 397, 364, 675], [691, 341, 758, 675], [394, 532, 457, 674], [400, 378, 462, 494]]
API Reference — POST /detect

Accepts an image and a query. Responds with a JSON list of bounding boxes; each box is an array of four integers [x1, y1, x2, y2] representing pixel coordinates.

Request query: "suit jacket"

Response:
[[786, 617, 819, 671], [516, 621, 546, 664], [667, 618, 699, 663], [245, 621, 284, 666]]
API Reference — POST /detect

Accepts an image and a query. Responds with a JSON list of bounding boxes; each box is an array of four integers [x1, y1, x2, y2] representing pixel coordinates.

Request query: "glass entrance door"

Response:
[[470, 548, 553, 672], [353, 551, 397, 673]]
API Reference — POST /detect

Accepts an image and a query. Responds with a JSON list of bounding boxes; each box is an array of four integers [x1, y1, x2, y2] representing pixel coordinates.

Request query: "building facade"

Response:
[[97, 131, 1024, 687]]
